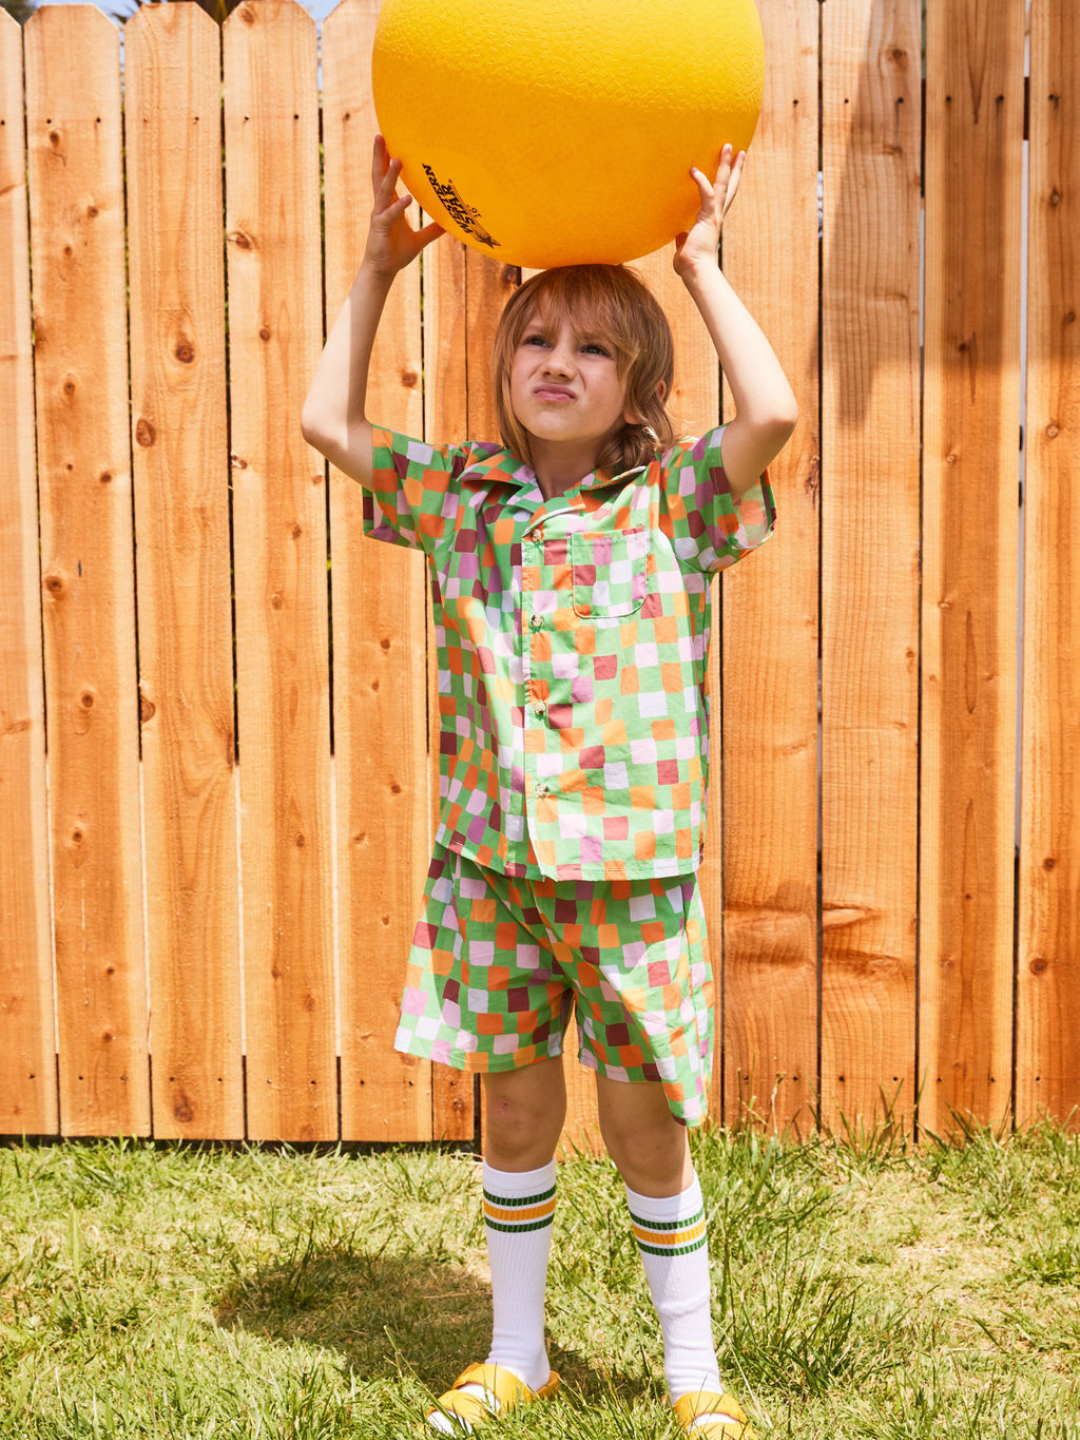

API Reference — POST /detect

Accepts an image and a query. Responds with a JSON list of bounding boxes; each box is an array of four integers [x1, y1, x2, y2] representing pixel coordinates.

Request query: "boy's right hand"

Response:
[[364, 134, 445, 279]]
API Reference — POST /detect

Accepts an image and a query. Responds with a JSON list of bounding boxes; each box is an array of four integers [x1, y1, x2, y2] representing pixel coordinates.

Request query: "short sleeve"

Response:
[[361, 426, 464, 554], [659, 423, 777, 575]]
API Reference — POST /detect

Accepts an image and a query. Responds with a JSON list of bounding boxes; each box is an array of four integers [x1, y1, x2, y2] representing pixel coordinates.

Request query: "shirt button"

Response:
[[532, 700, 546, 718], [535, 783, 550, 799], [530, 531, 544, 546], [530, 614, 544, 630]]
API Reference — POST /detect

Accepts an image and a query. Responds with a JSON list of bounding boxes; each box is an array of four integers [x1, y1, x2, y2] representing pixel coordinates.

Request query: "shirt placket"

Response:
[[521, 502, 572, 817]]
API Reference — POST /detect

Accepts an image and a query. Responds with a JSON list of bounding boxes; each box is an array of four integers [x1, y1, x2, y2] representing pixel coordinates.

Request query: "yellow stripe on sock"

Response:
[[631, 1217, 707, 1249], [483, 1197, 557, 1226]]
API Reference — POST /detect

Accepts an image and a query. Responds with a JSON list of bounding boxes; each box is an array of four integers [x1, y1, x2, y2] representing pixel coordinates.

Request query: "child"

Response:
[[301, 135, 797, 1438]]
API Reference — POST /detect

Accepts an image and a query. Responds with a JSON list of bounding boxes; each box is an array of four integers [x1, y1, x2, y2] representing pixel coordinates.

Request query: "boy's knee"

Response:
[[600, 1108, 669, 1159], [482, 1064, 566, 1168], [484, 1105, 561, 1170], [487, 1091, 558, 1142]]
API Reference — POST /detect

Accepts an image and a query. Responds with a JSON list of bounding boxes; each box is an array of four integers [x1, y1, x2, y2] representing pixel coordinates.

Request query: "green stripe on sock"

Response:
[[483, 1185, 557, 1208], [484, 1215, 555, 1233], [628, 1206, 705, 1232], [635, 1235, 708, 1257]]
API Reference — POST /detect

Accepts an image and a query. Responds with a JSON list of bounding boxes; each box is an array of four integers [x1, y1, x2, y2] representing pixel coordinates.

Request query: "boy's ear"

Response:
[[624, 381, 666, 426]]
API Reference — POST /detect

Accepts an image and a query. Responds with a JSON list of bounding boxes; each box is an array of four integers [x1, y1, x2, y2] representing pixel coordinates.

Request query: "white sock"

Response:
[[625, 1173, 739, 1428], [429, 1160, 555, 1433]]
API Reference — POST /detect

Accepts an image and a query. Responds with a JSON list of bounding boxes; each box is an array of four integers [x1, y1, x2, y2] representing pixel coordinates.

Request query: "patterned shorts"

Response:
[[394, 845, 715, 1126]]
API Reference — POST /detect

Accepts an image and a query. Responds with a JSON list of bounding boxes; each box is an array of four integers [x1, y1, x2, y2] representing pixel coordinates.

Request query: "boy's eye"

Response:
[[583, 342, 609, 356], [523, 334, 549, 347]]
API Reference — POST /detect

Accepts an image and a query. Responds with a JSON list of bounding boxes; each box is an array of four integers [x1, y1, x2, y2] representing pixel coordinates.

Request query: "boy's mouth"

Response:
[[533, 386, 575, 402]]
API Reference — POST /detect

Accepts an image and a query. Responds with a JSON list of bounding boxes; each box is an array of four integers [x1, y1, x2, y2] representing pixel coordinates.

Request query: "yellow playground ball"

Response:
[[371, 0, 765, 270]]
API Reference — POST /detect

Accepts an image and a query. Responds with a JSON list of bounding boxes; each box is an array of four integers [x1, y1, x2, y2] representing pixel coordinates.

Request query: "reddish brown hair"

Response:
[[490, 265, 677, 477]]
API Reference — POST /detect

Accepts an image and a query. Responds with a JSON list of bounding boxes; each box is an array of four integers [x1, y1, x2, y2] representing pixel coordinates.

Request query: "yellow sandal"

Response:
[[427, 1363, 560, 1431], [672, 1389, 759, 1440]]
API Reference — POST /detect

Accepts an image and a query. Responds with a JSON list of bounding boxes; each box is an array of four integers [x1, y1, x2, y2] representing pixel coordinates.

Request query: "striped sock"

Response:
[[625, 1174, 739, 1427], [483, 1160, 556, 1390], [429, 1161, 556, 1433]]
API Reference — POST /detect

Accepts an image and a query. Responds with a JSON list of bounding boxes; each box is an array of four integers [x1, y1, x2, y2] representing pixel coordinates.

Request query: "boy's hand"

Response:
[[672, 143, 746, 279], [363, 134, 445, 280]]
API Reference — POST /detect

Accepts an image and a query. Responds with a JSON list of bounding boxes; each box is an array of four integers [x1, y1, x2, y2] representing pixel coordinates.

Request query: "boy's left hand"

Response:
[[672, 143, 746, 278]]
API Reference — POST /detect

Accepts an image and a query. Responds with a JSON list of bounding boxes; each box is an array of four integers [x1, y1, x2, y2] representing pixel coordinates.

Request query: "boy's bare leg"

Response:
[[596, 1072, 738, 1428], [594, 1073, 693, 1196], [482, 1055, 567, 1170], [432, 1056, 568, 1424]]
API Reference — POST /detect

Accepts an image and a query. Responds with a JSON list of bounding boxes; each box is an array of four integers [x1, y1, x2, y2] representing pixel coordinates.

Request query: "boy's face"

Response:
[[509, 311, 637, 462]]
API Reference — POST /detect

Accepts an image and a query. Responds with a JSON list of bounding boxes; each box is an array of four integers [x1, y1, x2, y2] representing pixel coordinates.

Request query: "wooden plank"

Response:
[[721, 0, 820, 1137], [920, 0, 1023, 1136], [224, 0, 335, 1141], [464, 252, 519, 439], [512, 261, 602, 1157], [634, 243, 723, 1135], [456, 249, 525, 1153], [323, 0, 433, 1141], [423, 230, 476, 1142], [124, 5, 242, 1140], [25, 6, 149, 1137], [1016, 0, 1080, 1129], [0, 12, 57, 1137], [818, 0, 921, 1135]]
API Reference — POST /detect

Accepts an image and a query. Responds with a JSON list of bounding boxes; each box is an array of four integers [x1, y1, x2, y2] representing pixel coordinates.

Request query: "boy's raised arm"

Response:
[[674, 145, 798, 502], [300, 136, 443, 487]]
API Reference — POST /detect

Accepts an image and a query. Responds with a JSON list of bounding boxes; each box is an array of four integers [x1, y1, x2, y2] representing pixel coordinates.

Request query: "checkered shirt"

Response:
[[362, 425, 776, 881]]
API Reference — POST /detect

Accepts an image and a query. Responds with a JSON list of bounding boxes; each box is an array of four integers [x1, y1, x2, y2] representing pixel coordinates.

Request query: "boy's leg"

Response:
[[483, 1057, 566, 1384], [430, 1058, 565, 1430], [596, 1073, 740, 1429], [483, 1051, 567, 1172]]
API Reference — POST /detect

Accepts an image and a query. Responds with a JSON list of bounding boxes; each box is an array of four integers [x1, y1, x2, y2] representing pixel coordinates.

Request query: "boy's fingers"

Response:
[[375, 161, 405, 210], [417, 220, 446, 248], [370, 136, 387, 192], [689, 166, 714, 205], [713, 143, 734, 184]]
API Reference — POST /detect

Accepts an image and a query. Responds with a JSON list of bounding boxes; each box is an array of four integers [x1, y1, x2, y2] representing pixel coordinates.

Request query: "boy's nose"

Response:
[[544, 345, 574, 375]]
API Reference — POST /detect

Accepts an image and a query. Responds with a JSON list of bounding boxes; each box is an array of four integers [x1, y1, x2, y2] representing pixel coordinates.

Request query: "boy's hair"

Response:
[[491, 265, 677, 477]]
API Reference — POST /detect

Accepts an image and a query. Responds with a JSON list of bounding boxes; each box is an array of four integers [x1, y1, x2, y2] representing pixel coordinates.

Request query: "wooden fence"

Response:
[[1, 0, 1077, 1146]]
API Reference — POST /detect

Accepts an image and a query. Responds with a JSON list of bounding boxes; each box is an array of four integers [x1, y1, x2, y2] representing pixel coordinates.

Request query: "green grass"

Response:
[[1, 1120, 1078, 1438]]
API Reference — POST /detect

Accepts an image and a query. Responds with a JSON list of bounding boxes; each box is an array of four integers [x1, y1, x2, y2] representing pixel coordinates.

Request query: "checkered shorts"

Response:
[[394, 845, 715, 1126]]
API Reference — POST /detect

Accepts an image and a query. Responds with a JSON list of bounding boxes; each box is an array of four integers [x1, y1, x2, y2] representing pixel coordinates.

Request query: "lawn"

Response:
[[1, 1118, 1077, 1437]]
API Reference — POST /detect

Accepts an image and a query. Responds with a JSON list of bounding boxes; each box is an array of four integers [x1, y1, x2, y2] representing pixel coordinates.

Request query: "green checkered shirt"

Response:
[[361, 425, 776, 880]]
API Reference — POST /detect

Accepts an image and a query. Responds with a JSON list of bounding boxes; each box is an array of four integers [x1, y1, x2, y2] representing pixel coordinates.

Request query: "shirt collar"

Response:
[[457, 442, 649, 493]]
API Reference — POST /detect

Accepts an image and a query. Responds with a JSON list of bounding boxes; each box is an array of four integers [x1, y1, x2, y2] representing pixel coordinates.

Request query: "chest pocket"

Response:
[[571, 526, 651, 618]]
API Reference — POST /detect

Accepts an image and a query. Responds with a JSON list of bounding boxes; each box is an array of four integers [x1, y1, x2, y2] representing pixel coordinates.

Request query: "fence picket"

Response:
[[0, 12, 56, 1137], [720, 0, 820, 1136], [323, 0, 434, 1141], [919, 0, 1023, 1135], [26, 6, 149, 1137], [819, 0, 921, 1134], [224, 0, 336, 1141], [1016, 0, 1080, 1130], [125, 4, 243, 1140]]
